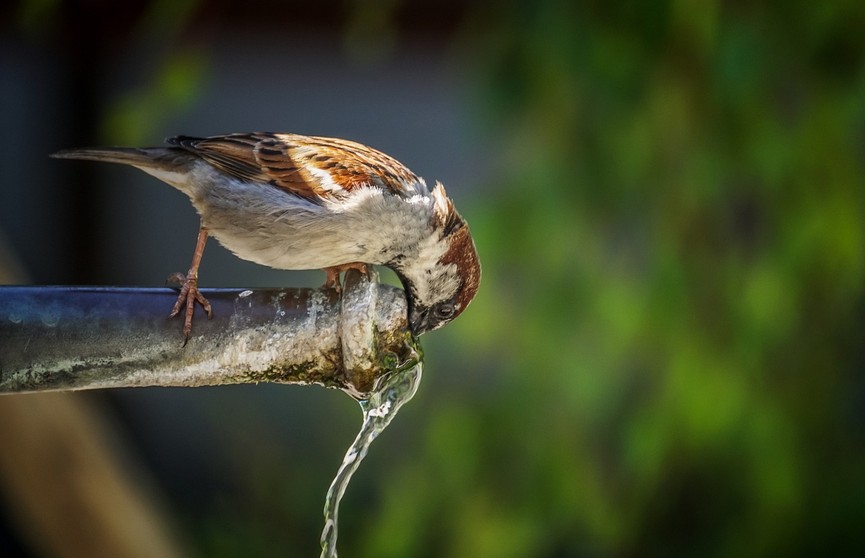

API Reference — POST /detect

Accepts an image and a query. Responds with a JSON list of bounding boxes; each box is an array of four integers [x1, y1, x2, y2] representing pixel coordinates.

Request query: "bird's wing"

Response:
[[167, 132, 422, 202]]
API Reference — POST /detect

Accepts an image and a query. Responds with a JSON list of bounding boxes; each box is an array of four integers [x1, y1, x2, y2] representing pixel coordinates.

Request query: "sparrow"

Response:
[[51, 132, 481, 340]]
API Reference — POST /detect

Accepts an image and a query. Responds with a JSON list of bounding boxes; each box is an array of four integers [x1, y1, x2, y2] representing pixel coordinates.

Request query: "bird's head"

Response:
[[395, 182, 481, 336]]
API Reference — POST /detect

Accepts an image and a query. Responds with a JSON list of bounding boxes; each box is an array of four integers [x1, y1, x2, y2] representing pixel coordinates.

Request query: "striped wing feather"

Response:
[[167, 133, 420, 201]]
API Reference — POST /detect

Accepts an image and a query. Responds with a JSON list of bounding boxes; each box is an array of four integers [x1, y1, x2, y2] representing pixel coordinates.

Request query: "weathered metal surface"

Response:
[[0, 270, 418, 397]]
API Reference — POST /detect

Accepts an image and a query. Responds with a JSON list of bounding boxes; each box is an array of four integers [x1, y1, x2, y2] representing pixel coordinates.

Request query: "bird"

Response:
[[51, 132, 481, 341]]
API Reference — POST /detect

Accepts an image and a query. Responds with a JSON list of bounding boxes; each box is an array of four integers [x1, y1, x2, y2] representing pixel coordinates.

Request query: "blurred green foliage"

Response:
[[103, 48, 208, 144], [13, 0, 865, 555], [362, 1, 865, 556], [101, 0, 206, 144]]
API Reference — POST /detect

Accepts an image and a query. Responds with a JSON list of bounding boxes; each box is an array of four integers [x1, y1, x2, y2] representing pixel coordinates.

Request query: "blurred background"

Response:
[[1, 0, 864, 556]]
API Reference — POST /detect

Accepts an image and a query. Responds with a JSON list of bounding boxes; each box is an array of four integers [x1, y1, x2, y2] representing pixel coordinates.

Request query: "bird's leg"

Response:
[[322, 262, 370, 293], [169, 225, 213, 343]]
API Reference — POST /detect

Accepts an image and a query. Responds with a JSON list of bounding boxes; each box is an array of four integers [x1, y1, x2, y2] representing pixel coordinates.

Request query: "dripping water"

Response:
[[320, 358, 424, 558]]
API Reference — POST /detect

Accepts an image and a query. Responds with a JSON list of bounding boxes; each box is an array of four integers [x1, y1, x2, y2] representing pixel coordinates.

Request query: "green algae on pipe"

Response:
[[0, 270, 419, 398]]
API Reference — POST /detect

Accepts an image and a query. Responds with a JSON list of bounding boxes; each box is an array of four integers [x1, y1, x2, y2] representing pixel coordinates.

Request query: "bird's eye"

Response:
[[434, 303, 456, 320]]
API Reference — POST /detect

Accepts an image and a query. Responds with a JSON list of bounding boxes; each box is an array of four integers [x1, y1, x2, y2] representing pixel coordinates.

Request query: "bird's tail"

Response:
[[51, 146, 195, 188], [51, 146, 188, 169]]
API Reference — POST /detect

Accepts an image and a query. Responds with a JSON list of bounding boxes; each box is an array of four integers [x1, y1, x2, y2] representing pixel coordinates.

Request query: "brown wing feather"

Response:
[[166, 132, 420, 201]]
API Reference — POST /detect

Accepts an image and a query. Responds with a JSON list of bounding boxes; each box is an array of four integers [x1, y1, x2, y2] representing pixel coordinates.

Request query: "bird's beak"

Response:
[[408, 307, 430, 336], [396, 272, 429, 335]]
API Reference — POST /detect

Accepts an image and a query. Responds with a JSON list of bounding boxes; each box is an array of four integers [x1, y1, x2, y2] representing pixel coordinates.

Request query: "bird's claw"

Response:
[[323, 262, 370, 293], [168, 272, 212, 344]]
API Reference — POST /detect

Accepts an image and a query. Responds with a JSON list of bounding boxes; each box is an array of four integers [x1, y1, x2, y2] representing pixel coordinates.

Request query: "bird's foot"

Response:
[[323, 262, 370, 293], [168, 272, 213, 344]]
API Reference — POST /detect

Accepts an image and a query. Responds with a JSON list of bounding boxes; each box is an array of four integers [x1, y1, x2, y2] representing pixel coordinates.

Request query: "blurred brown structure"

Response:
[[0, 239, 187, 558]]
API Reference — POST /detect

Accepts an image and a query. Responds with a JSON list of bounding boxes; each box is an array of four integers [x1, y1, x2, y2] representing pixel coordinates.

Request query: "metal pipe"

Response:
[[0, 270, 420, 398]]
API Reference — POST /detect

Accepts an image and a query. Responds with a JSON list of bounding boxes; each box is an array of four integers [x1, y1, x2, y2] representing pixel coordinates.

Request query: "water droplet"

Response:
[[41, 309, 60, 327]]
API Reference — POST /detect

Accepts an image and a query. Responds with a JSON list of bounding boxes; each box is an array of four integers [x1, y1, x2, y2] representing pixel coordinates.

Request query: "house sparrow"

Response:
[[52, 132, 481, 340]]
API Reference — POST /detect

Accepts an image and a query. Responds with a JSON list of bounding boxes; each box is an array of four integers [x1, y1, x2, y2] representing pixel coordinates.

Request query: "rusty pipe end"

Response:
[[338, 269, 421, 398]]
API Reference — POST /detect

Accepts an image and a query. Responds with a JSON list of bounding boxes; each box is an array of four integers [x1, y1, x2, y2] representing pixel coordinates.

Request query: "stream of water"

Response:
[[320, 359, 424, 557]]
